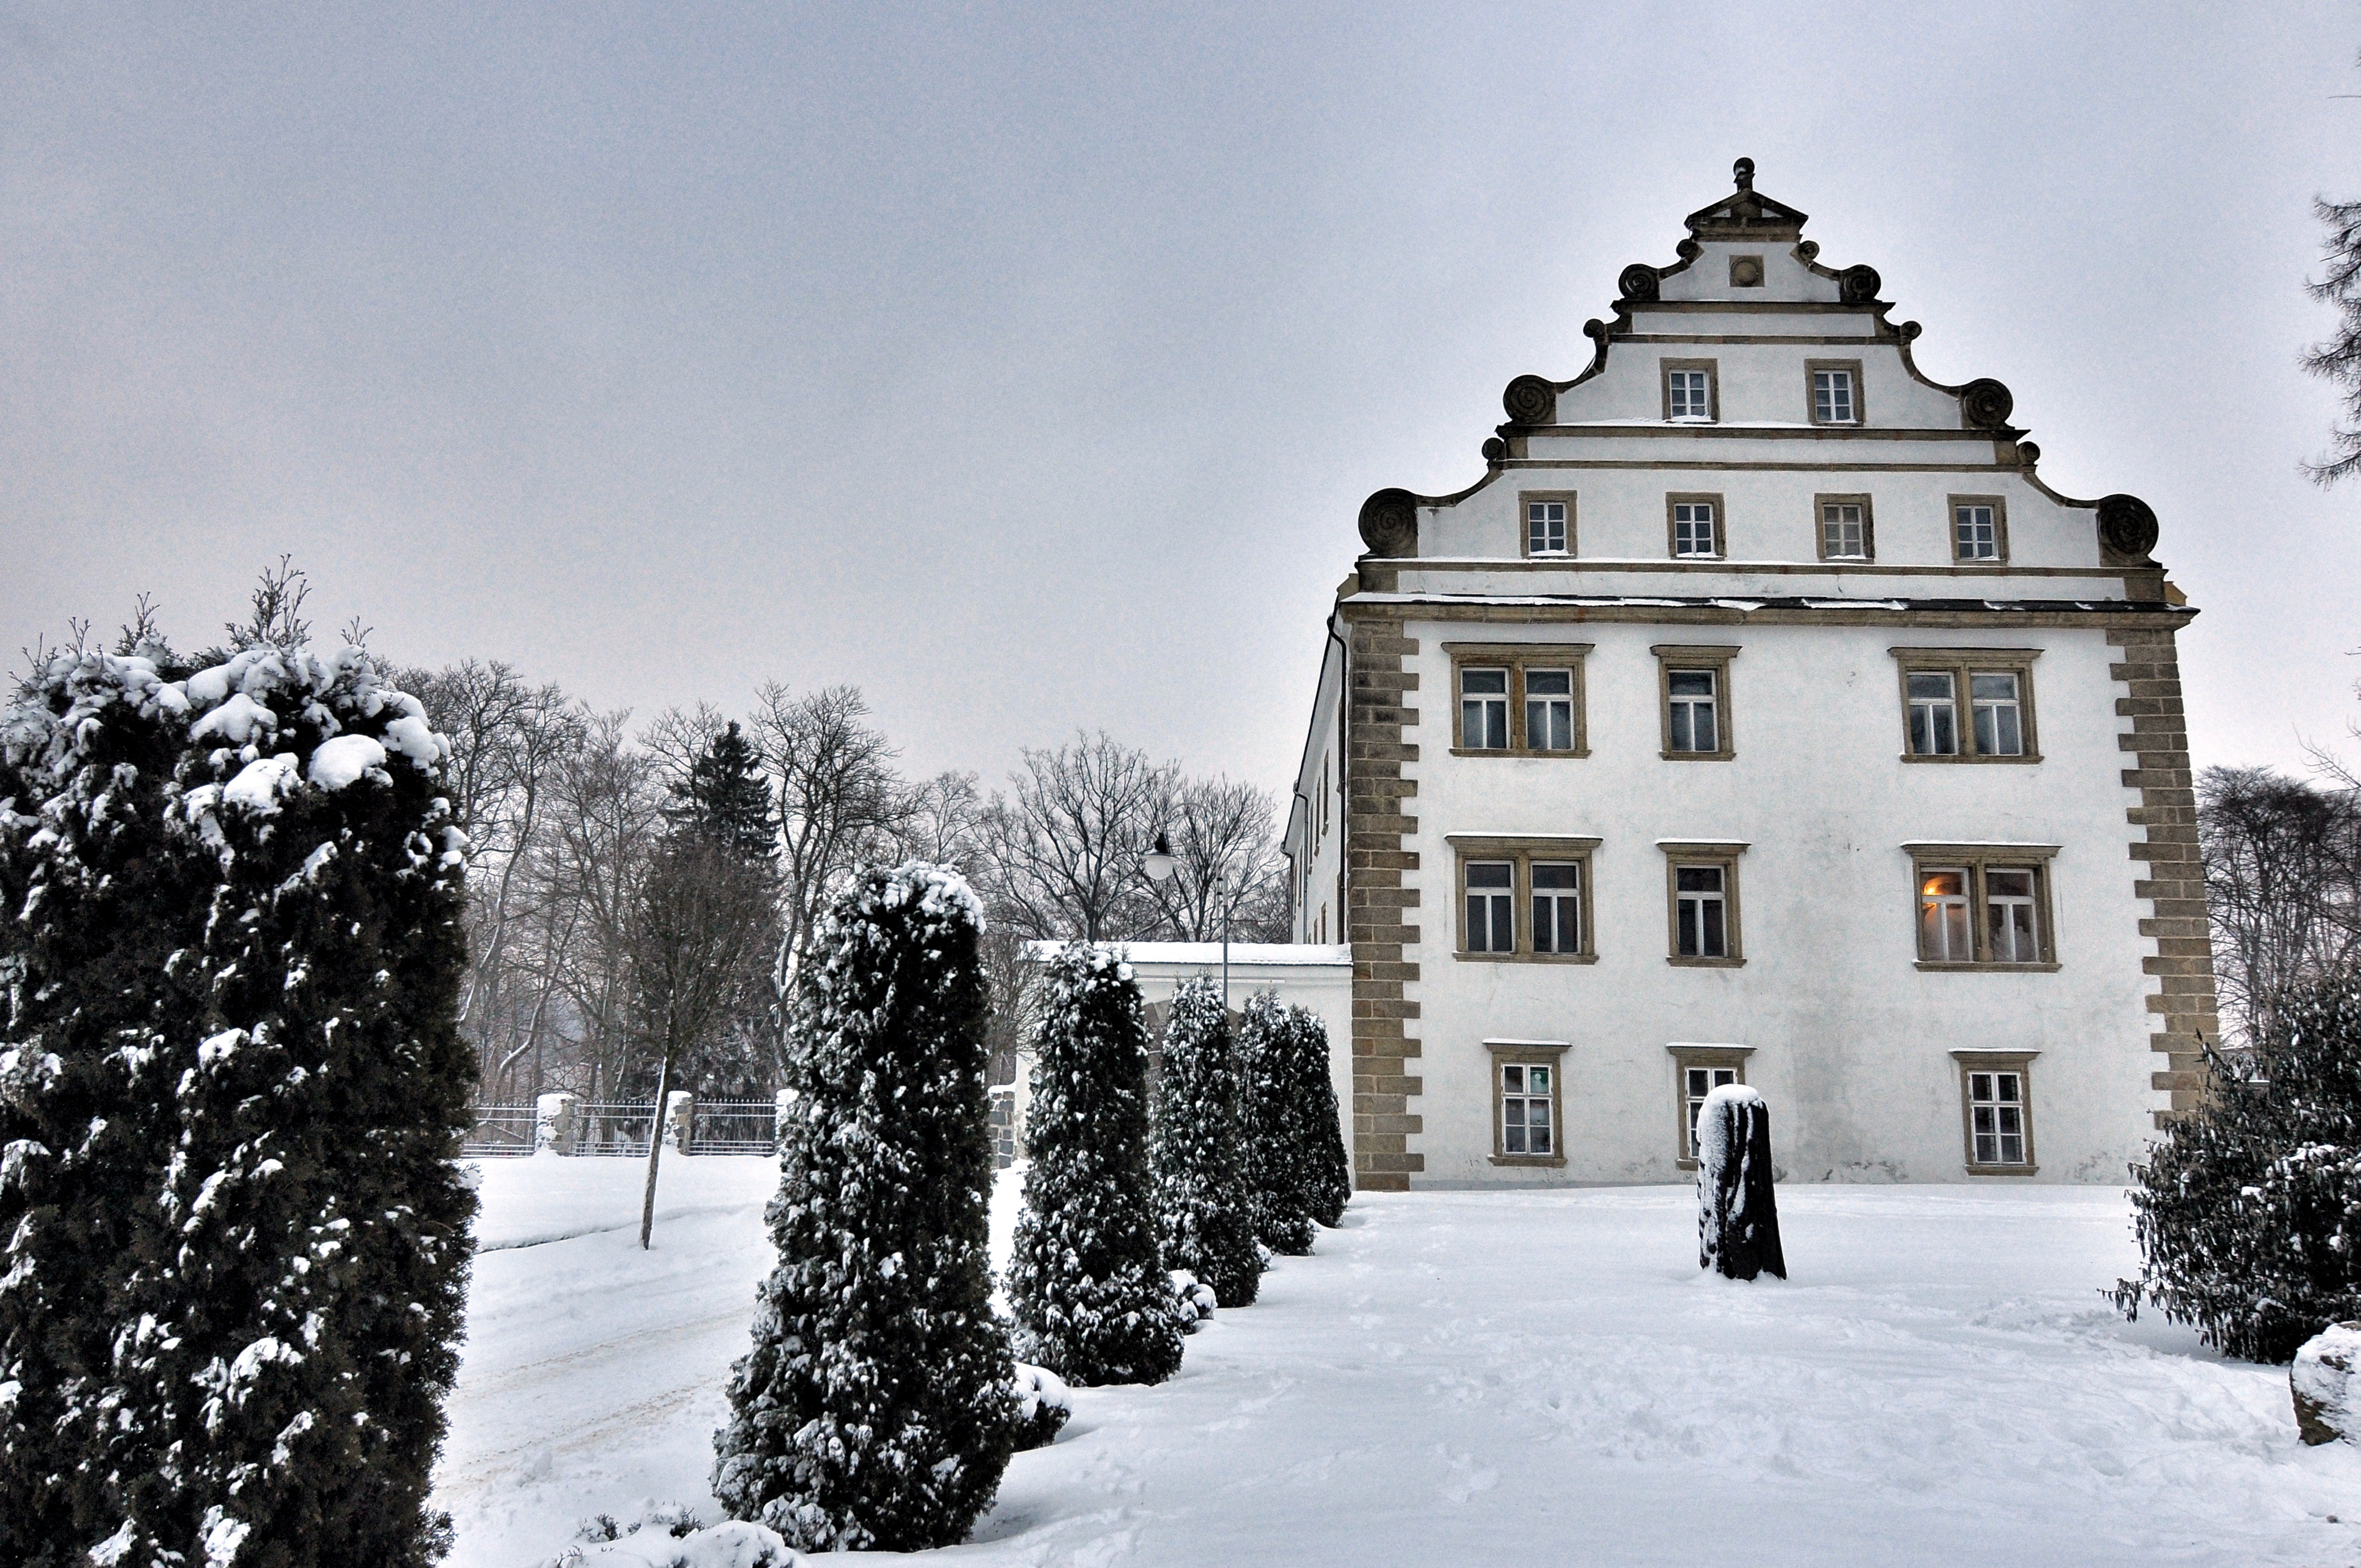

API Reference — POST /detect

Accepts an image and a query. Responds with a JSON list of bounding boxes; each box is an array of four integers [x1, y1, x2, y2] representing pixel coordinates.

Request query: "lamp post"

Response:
[[1143, 831, 1230, 1011]]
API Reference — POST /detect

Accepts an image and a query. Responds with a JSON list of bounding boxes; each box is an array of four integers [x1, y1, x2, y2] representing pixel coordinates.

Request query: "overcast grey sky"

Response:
[[4, 3, 2356, 794]]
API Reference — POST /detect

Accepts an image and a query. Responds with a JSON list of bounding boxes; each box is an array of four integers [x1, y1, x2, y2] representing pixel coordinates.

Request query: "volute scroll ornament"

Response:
[[2097, 494, 2160, 562], [1958, 378, 2016, 431], [1502, 375, 1558, 427], [1838, 265, 1882, 305], [1358, 488, 1419, 558], [1618, 264, 1661, 302]]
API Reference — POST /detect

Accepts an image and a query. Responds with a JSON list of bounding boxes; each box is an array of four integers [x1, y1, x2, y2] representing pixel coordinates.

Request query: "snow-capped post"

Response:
[[1238, 991, 1316, 1256], [2293, 1322, 2361, 1445], [1151, 976, 1262, 1307], [1698, 1083, 1787, 1281], [1291, 1005, 1353, 1228], [1007, 944, 1187, 1387], [713, 863, 1015, 1552], [2, 619, 477, 1567], [2115, 979, 2361, 1363], [665, 1089, 695, 1153], [773, 1086, 793, 1155], [536, 1091, 579, 1154]]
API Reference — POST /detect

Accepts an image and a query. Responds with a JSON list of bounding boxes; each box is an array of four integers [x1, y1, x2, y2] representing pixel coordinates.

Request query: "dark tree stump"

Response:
[[1698, 1085, 1787, 1281]]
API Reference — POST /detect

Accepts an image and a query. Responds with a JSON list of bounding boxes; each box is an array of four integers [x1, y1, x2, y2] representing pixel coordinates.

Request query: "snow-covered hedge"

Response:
[[1010, 1362, 1073, 1452], [1151, 978, 1261, 1308], [1, 640, 475, 1566]]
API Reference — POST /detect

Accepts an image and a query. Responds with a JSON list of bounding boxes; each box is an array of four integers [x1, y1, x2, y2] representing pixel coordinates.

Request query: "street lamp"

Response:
[[1143, 831, 1231, 1011]]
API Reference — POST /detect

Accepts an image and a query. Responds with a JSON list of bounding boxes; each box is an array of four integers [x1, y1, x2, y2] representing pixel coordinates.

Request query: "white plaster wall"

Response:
[[1653, 241, 1837, 303], [1553, 337, 1962, 429], [1396, 619, 2163, 1188], [1122, 951, 1356, 1164]]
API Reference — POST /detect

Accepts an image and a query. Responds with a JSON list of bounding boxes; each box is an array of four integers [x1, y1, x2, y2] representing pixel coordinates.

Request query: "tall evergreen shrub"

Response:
[[2, 639, 475, 1567], [1, 646, 209, 1567], [1151, 978, 1260, 1308], [1238, 993, 1315, 1256], [714, 863, 1014, 1551], [1006, 944, 1185, 1386], [1290, 1006, 1353, 1228], [2117, 973, 2361, 1362]]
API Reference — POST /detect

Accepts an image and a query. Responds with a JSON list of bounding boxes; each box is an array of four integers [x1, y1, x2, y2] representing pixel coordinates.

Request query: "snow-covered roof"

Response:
[[1022, 940, 1351, 968]]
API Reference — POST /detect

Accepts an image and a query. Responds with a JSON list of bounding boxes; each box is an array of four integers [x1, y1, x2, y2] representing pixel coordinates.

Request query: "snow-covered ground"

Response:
[[437, 1158, 2359, 1567]]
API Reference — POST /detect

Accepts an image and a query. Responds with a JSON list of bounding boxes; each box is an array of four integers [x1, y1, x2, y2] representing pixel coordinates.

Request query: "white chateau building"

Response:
[[1283, 161, 2218, 1191]]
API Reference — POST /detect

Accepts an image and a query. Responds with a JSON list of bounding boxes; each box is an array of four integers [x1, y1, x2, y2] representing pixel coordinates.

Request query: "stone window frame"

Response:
[[1668, 1043, 1754, 1170], [1949, 493, 2011, 564], [1448, 835, 1603, 963], [1661, 358, 1720, 423], [1665, 492, 1726, 560], [1519, 489, 1579, 559], [1905, 842, 2062, 972], [1807, 358, 1865, 426], [1444, 643, 1592, 758], [1652, 643, 1739, 762], [1814, 491, 1876, 563], [1889, 647, 2043, 764], [1658, 839, 1748, 967], [1487, 1038, 1571, 1169], [1951, 1049, 2040, 1176]]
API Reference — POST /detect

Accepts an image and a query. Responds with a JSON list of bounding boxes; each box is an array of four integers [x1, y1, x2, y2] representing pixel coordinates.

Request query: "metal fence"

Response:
[[692, 1099, 781, 1156], [464, 1104, 536, 1157], [462, 1097, 784, 1157]]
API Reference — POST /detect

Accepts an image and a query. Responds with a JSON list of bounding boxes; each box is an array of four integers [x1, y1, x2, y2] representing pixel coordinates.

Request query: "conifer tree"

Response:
[[0, 644, 208, 1567], [714, 863, 1015, 1551], [1238, 992, 1315, 1256], [4, 633, 475, 1567], [1151, 978, 1260, 1307], [679, 720, 776, 862], [2117, 972, 2361, 1362], [1007, 944, 1185, 1386], [1290, 1006, 1353, 1228]]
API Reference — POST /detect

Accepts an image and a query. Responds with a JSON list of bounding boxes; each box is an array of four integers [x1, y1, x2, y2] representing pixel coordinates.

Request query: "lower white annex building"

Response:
[[1283, 161, 2219, 1191]]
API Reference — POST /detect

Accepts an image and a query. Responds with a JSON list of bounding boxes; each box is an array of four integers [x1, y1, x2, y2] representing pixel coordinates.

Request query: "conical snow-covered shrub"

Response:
[[0, 646, 213, 1566], [713, 863, 1015, 1551], [1238, 992, 1315, 1256], [2115, 974, 2361, 1362], [1005, 944, 1185, 1386], [3, 639, 476, 1567], [1697, 1084, 1786, 1281], [1151, 978, 1260, 1308], [1290, 1006, 1353, 1229]]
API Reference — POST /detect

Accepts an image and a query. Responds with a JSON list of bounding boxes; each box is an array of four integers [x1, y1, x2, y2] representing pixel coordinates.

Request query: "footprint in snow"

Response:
[[1437, 1448, 1500, 1505]]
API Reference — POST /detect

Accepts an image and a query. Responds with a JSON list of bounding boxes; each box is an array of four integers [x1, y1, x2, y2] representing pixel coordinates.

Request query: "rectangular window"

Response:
[[1500, 1063, 1554, 1155], [1907, 672, 1959, 756], [1489, 1043, 1570, 1165], [1892, 649, 2039, 762], [1461, 668, 1509, 751], [1465, 861, 1514, 954], [1661, 359, 1718, 423], [1950, 495, 2009, 564], [1809, 362, 1861, 424], [1662, 842, 1745, 965], [1654, 645, 1738, 761], [1525, 668, 1575, 752], [1527, 499, 1568, 554], [1954, 1052, 2038, 1173], [1816, 493, 1873, 561], [1446, 643, 1592, 757], [1450, 837, 1601, 961], [1668, 1044, 1754, 1167], [1532, 862, 1582, 955], [1908, 847, 2059, 968], [1671, 500, 1718, 558]]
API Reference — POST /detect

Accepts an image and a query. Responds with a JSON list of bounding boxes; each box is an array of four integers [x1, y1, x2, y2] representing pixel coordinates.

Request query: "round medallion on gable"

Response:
[[2097, 494, 2160, 562], [1358, 488, 1419, 558], [1502, 375, 1558, 426], [1618, 264, 1661, 302], [1959, 378, 2016, 431]]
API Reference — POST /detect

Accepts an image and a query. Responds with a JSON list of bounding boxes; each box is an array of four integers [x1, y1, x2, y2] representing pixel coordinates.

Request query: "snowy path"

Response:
[[436, 1163, 2360, 1567]]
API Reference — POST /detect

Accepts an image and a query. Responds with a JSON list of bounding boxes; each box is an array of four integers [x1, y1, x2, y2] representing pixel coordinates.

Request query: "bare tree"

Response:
[[1140, 775, 1290, 944], [628, 831, 776, 1247], [897, 769, 986, 866], [2199, 765, 2361, 1045], [540, 712, 671, 1098], [750, 683, 911, 979], [981, 732, 1172, 941]]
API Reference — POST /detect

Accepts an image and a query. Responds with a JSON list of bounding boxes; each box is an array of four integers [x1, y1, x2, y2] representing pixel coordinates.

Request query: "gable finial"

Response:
[[1733, 157, 1754, 192]]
